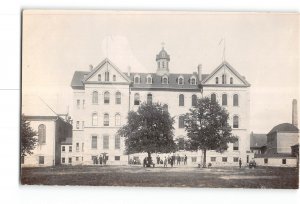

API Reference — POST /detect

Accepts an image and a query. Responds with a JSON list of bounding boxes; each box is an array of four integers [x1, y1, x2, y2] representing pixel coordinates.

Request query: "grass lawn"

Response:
[[21, 165, 299, 189]]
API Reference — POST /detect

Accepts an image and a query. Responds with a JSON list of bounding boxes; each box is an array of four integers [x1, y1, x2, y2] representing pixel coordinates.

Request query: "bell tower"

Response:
[[156, 43, 170, 76]]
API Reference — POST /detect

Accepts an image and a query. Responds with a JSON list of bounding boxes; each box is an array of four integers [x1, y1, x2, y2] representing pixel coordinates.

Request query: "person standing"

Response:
[[239, 158, 242, 168], [99, 155, 103, 166], [164, 157, 167, 167], [172, 154, 176, 166], [103, 155, 107, 165], [184, 155, 187, 165], [177, 155, 181, 165]]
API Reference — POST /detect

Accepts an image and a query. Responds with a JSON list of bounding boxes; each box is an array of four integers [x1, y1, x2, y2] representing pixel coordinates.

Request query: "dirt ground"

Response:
[[20, 165, 299, 189]]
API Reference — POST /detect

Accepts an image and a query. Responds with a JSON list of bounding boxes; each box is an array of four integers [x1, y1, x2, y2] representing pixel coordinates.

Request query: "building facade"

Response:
[[70, 47, 251, 166]]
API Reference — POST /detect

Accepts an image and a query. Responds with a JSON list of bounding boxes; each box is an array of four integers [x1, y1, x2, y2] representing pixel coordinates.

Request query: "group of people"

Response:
[[157, 154, 188, 167], [93, 155, 107, 165]]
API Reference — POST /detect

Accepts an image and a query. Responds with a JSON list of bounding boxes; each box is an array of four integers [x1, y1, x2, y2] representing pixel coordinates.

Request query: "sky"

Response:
[[22, 11, 299, 133]]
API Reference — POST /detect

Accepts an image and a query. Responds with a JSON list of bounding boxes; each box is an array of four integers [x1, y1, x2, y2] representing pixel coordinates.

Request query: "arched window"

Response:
[[216, 77, 219, 84], [162, 76, 168, 84], [192, 94, 197, 106], [222, 94, 227, 106], [178, 77, 184, 85], [222, 74, 227, 84], [115, 113, 121, 126], [134, 93, 140, 105], [104, 91, 110, 104], [179, 116, 185, 128], [104, 113, 109, 126], [146, 76, 152, 84], [233, 138, 239, 150], [98, 74, 101, 81], [230, 77, 233, 84], [115, 135, 120, 149], [178, 138, 184, 150], [233, 94, 239, 106], [38, 124, 46, 144], [105, 71, 109, 82], [163, 104, 168, 112], [134, 76, 140, 84], [92, 113, 98, 126], [162, 61, 165, 68], [179, 94, 184, 106], [211, 93, 216, 103], [147, 93, 152, 105], [191, 77, 196, 85], [113, 75, 116, 81], [233, 116, 239, 128], [115, 92, 121, 104], [92, 91, 98, 104]]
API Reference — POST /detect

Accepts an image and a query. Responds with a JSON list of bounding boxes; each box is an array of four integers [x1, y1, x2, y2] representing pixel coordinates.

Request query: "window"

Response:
[[92, 113, 98, 126], [162, 76, 168, 84], [134, 76, 140, 84], [222, 74, 227, 84], [62, 146, 65, 152], [264, 158, 268, 164], [222, 94, 227, 106], [92, 91, 98, 104], [76, 121, 79, 129], [105, 71, 109, 82], [233, 94, 239, 106], [192, 94, 197, 106], [179, 116, 185, 128], [147, 93, 152, 105], [115, 156, 121, 161], [134, 93, 140, 105], [233, 139, 239, 150], [190, 77, 196, 85], [68, 158, 72, 164], [162, 61, 165, 68], [103, 135, 109, 149], [69, 146, 72, 152], [76, 157, 79, 161], [91, 136, 97, 149], [192, 157, 197, 162], [233, 116, 239, 128], [76, 143, 79, 151], [215, 77, 219, 84], [115, 92, 121, 104], [115, 135, 120, 149], [178, 138, 184, 150], [230, 77, 233, 84], [21, 156, 24, 164], [82, 121, 85, 129], [62, 157, 65, 164], [115, 113, 121, 126], [211, 157, 216, 162], [179, 94, 184, 106], [104, 114, 109, 126], [282, 159, 286, 164], [98, 74, 101, 81], [211, 93, 216, 103], [178, 77, 184, 85], [233, 157, 239, 162], [146, 76, 152, 84], [39, 156, 44, 164], [82, 143, 84, 152], [77, 100, 80, 109], [104, 91, 110, 104], [38, 124, 46, 144], [82, 100, 85, 109], [113, 75, 116, 81], [222, 157, 227, 162]]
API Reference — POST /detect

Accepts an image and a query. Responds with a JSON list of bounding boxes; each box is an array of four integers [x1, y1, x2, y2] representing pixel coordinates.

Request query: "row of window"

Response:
[[134, 75, 197, 85], [179, 94, 197, 106], [91, 135, 121, 150], [211, 93, 239, 106], [177, 138, 239, 150], [210, 157, 240, 162], [97, 72, 116, 82], [215, 74, 234, 85], [91, 113, 121, 127], [91, 91, 121, 105], [178, 115, 239, 128]]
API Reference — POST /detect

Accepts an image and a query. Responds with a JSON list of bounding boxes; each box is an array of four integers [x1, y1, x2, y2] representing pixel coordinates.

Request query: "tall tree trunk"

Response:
[[203, 149, 206, 167], [147, 152, 152, 167]]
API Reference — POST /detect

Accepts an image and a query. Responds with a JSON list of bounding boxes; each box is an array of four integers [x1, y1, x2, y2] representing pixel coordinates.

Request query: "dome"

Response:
[[268, 123, 299, 135], [156, 48, 170, 61]]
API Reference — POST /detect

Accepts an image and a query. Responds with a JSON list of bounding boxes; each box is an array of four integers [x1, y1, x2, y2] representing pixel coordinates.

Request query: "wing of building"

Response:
[[69, 46, 251, 166]]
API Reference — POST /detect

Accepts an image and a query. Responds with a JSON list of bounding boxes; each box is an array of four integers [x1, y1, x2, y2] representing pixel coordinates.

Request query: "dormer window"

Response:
[[230, 77, 233, 84], [216, 77, 219, 84], [113, 75, 116, 82], [190, 77, 196, 85], [162, 76, 168, 84], [105, 71, 109, 82], [98, 74, 101, 81], [146, 75, 152, 84], [134, 75, 140, 84], [178, 76, 184, 85]]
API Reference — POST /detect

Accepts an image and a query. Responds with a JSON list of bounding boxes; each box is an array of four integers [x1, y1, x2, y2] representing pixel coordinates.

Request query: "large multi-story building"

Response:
[[70, 46, 251, 166]]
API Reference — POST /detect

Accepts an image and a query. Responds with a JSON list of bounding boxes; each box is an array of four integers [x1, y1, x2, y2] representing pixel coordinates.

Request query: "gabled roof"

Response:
[[267, 123, 299, 135], [83, 58, 131, 83], [201, 61, 250, 87], [250, 133, 267, 148]]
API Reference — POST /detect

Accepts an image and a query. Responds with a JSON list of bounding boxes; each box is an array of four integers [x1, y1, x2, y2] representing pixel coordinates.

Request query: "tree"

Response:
[[184, 97, 237, 167], [117, 102, 176, 166], [21, 114, 38, 157]]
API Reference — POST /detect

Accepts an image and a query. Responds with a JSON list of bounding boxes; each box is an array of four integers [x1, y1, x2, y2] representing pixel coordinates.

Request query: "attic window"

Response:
[[230, 77, 233, 84], [146, 76, 152, 84], [178, 76, 184, 85], [105, 71, 109, 82], [222, 74, 227, 84], [215, 77, 219, 84], [113, 75, 116, 82], [162, 76, 168, 84], [98, 74, 101, 81], [134, 76, 140, 84], [190, 76, 196, 85]]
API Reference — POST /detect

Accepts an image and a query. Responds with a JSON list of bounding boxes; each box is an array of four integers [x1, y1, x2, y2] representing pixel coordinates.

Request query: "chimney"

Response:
[[128, 66, 131, 77], [292, 99, 298, 127], [89, 64, 93, 71], [197, 64, 202, 81]]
